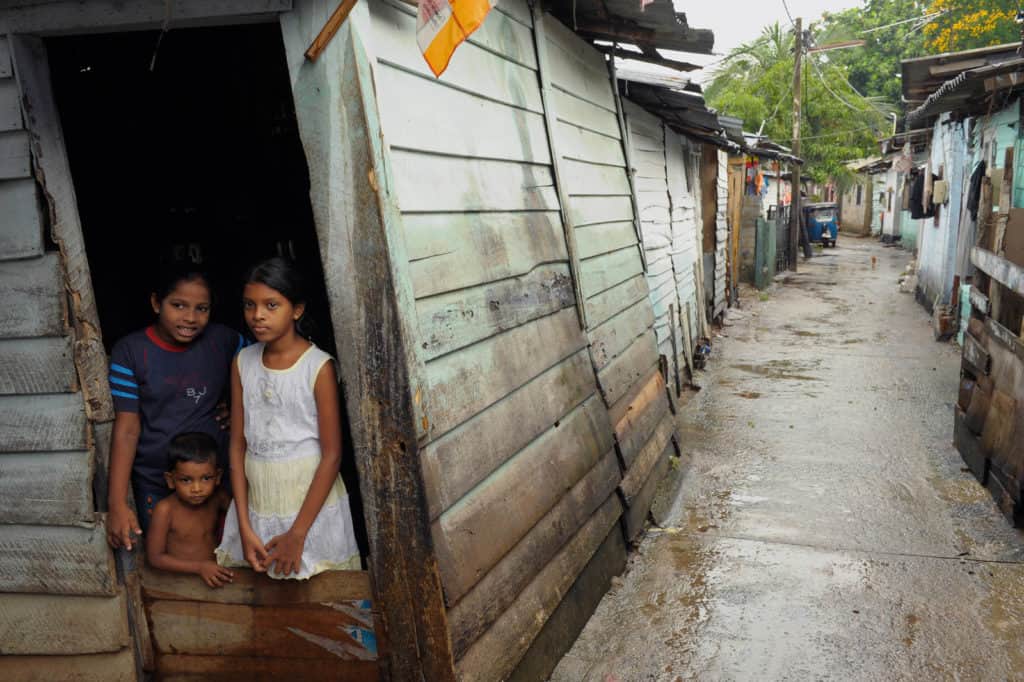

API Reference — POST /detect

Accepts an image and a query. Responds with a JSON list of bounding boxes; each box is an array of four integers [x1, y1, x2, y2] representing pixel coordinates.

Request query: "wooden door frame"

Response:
[[6, 2, 456, 678]]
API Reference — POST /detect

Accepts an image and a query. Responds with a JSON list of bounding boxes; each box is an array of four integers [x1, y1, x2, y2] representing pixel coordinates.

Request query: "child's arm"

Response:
[[145, 501, 234, 588], [107, 411, 143, 550], [227, 357, 269, 571], [265, 361, 343, 577]]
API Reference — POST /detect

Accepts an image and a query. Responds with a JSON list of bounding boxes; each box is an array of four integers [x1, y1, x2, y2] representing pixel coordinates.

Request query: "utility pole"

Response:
[[789, 17, 802, 271]]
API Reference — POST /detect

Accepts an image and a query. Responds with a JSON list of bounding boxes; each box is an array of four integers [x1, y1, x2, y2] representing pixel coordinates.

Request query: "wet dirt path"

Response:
[[552, 238, 1024, 681]]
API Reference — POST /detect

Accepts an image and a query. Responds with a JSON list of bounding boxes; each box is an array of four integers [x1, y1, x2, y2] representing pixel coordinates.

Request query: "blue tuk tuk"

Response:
[[803, 202, 839, 247]]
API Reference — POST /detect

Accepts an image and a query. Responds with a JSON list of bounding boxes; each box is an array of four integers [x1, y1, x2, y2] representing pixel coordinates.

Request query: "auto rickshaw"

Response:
[[803, 202, 839, 247]]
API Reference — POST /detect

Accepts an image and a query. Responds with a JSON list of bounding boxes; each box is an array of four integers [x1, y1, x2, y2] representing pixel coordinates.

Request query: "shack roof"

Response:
[[548, 0, 713, 71], [906, 54, 1024, 125], [901, 43, 1020, 106]]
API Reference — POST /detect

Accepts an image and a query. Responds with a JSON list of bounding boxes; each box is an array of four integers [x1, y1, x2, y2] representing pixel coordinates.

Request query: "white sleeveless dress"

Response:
[[215, 342, 360, 579]]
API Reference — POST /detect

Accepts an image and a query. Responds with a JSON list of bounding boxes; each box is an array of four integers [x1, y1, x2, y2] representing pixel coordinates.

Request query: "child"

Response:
[[146, 432, 234, 588], [106, 264, 246, 550], [216, 257, 360, 579]]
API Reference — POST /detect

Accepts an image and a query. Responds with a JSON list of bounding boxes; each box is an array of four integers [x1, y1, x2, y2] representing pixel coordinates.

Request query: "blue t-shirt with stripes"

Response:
[[109, 323, 244, 499]]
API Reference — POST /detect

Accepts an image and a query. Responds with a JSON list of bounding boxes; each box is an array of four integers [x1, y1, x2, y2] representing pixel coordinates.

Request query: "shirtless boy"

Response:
[[146, 432, 234, 588]]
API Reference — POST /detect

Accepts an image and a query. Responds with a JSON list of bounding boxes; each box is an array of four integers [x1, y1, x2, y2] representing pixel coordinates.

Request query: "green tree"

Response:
[[816, 0, 928, 106], [923, 0, 1018, 53], [706, 23, 889, 185]]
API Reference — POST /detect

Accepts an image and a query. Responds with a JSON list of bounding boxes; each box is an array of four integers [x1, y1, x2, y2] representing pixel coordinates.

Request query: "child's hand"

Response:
[[107, 504, 142, 550], [241, 529, 270, 572], [265, 529, 306, 577], [199, 561, 234, 588], [214, 400, 230, 431]]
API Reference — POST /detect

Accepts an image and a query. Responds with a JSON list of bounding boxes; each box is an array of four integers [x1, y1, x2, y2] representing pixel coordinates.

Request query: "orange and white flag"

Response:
[[417, 0, 497, 77]]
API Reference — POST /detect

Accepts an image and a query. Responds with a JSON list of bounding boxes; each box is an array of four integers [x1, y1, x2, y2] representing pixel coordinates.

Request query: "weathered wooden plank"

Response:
[[955, 406, 990, 485], [0, 393, 87, 452], [11, 37, 113, 422], [391, 150, 558, 213], [446, 448, 619, 658], [549, 88, 621, 139], [432, 394, 613, 603], [454, 493, 622, 681], [422, 349, 596, 519], [574, 220, 637, 260], [540, 10, 609, 77], [0, 253, 63, 338], [506, 520, 627, 682], [423, 307, 587, 438], [611, 367, 670, 468], [148, 600, 376, 660], [567, 194, 634, 227], [0, 336, 75, 394], [405, 211, 566, 298], [555, 120, 625, 166], [620, 411, 676, 504], [972, 246, 1024, 296], [0, 451, 93, 525], [0, 650, 135, 681], [0, 78, 20, 132], [963, 332, 991, 377], [589, 298, 654, 371], [493, 0, 532, 27], [0, 37, 10, 78], [370, 0, 542, 112], [586, 273, 649, 330], [562, 158, 631, 197], [622, 441, 672, 541], [377, 64, 550, 165], [0, 130, 30, 179], [0, 523, 115, 595], [281, 7, 454, 678], [157, 655, 379, 682], [140, 565, 371, 605], [987, 317, 1024, 359], [543, 35, 616, 111], [597, 328, 659, 407], [580, 246, 644, 299], [417, 263, 576, 361], [0, 591, 129, 654]]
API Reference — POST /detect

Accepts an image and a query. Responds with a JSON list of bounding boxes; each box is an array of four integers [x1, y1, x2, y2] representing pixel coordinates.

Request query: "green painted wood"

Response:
[[447, 448, 620, 658], [423, 307, 587, 439], [421, 349, 596, 519], [432, 394, 613, 604], [416, 263, 575, 360], [405, 211, 567, 298]]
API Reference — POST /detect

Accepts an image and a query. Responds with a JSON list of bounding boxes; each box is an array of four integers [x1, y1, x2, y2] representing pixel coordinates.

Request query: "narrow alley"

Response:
[[553, 238, 1024, 681]]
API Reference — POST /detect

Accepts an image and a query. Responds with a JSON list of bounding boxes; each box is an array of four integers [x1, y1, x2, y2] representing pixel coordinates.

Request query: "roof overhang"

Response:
[[547, 0, 713, 72], [906, 56, 1024, 125], [901, 43, 1019, 105]]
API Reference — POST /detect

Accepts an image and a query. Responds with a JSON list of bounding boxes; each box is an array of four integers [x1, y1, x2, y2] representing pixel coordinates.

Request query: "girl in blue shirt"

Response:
[[106, 265, 244, 550]]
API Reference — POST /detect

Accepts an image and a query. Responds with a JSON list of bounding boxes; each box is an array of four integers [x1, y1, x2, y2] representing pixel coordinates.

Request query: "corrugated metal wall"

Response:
[[0, 35, 135, 679]]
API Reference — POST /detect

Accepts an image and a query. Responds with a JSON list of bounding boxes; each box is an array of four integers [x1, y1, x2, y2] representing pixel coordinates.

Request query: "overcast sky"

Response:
[[677, 0, 865, 82]]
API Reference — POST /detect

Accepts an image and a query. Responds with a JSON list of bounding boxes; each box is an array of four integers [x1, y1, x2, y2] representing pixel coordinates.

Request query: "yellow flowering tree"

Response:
[[923, 1, 1019, 53]]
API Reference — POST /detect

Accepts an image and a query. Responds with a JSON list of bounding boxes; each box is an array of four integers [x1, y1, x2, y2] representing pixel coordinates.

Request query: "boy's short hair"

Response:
[[166, 432, 218, 472]]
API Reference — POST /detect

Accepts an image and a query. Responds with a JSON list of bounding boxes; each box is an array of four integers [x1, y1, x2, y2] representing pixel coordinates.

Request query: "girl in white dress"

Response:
[[216, 257, 360, 579]]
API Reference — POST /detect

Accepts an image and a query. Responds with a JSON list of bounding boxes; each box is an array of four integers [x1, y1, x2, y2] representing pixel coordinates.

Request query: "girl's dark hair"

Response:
[[153, 262, 213, 303], [244, 257, 317, 340]]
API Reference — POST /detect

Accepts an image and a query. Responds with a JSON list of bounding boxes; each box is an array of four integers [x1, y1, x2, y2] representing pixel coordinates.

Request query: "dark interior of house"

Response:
[[47, 24, 368, 560]]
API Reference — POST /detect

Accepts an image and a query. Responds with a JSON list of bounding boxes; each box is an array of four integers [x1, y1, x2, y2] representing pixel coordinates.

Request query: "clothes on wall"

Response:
[[966, 161, 986, 221]]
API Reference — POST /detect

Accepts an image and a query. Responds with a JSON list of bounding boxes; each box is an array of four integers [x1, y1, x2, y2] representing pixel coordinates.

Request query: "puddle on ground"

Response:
[[731, 359, 822, 382]]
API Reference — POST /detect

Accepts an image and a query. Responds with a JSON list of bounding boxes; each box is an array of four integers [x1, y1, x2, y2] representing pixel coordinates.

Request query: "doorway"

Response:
[[46, 24, 369, 557]]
